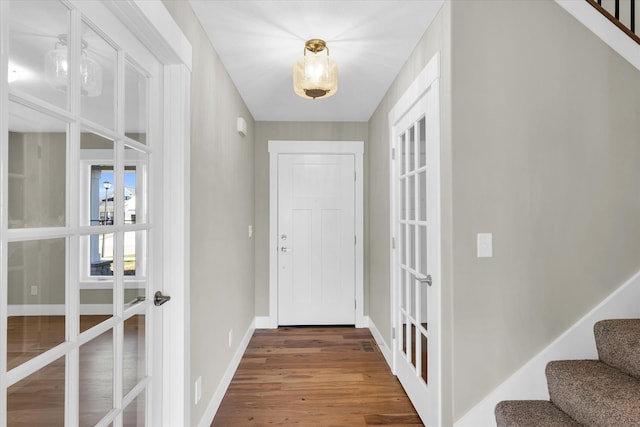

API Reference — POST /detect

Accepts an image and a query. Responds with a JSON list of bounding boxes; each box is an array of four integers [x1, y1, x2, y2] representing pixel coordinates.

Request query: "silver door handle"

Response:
[[281, 246, 291, 253], [417, 274, 432, 286], [154, 291, 171, 306]]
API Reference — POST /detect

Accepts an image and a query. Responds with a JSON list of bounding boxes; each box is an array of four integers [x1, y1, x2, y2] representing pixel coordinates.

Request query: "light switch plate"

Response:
[[477, 233, 493, 258]]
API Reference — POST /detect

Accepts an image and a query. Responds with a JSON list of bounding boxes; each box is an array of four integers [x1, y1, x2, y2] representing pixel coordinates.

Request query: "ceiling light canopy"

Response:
[[293, 39, 338, 100], [44, 34, 103, 97]]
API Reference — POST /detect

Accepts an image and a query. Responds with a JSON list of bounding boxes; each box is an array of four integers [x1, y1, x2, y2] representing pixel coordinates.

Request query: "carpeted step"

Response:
[[495, 400, 580, 426], [594, 319, 640, 379], [546, 359, 640, 426]]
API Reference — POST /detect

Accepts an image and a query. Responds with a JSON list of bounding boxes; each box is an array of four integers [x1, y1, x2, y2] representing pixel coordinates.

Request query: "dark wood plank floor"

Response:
[[212, 326, 424, 426]]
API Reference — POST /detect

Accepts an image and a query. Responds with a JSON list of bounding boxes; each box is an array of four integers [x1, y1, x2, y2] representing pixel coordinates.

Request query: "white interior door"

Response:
[[277, 154, 356, 325], [1, 1, 167, 425], [390, 57, 441, 427]]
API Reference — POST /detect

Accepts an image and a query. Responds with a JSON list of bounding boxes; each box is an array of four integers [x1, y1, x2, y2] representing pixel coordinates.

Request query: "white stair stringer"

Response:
[[454, 269, 640, 427], [555, 0, 640, 72]]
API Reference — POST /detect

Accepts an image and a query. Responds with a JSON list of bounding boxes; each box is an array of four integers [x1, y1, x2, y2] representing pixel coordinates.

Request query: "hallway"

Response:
[[212, 327, 423, 426]]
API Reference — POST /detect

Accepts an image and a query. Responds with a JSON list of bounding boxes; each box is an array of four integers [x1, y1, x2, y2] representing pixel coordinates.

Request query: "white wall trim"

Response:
[[267, 140, 365, 328], [106, 0, 192, 70], [197, 319, 256, 427], [555, 0, 640, 72], [161, 64, 191, 427], [255, 315, 277, 329], [454, 270, 640, 427], [366, 316, 394, 370]]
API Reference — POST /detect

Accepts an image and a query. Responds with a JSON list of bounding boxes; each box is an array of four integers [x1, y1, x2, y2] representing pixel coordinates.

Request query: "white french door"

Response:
[[1, 1, 166, 425], [277, 153, 356, 325], [390, 54, 441, 427]]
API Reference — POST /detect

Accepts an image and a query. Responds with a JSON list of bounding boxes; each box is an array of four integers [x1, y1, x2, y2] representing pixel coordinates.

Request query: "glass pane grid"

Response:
[[5, 2, 155, 423]]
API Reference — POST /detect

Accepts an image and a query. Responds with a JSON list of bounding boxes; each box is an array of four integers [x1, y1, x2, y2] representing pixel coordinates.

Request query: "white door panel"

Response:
[[278, 154, 355, 325]]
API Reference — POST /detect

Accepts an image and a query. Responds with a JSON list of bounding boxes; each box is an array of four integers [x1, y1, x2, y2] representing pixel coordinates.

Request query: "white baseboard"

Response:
[[454, 270, 640, 427], [255, 315, 277, 329], [197, 318, 256, 427], [8, 304, 113, 316], [366, 316, 394, 371]]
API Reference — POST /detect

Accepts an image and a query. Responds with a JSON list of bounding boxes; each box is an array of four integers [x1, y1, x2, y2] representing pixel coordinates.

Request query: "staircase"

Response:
[[495, 319, 640, 426]]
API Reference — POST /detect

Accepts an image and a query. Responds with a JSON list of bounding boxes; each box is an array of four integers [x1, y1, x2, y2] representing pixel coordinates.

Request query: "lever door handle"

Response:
[[154, 291, 171, 306], [417, 274, 432, 286], [281, 246, 291, 253]]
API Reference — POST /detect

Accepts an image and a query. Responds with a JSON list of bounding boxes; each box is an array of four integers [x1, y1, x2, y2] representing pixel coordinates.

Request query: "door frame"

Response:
[[267, 140, 364, 328], [388, 52, 441, 426], [77, 3, 193, 426]]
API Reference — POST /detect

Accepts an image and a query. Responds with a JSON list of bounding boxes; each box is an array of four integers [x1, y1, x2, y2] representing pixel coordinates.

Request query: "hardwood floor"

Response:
[[212, 326, 424, 427]]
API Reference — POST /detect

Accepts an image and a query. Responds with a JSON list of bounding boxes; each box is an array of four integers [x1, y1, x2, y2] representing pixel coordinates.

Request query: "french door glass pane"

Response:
[[420, 283, 429, 327], [418, 171, 427, 221], [80, 21, 116, 130], [80, 329, 114, 426], [123, 392, 146, 427], [80, 290, 113, 333], [125, 61, 148, 145], [400, 134, 406, 175], [7, 238, 66, 369], [400, 270, 407, 311], [9, 0, 70, 110], [124, 146, 148, 224], [410, 276, 416, 320], [421, 333, 428, 384], [419, 117, 426, 168], [8, 356, 65, 426], [419, 225, 427, 274], [400, 224, 406, 265], [408, 126, 415, 172], [409, 224, 416, 270], [8, 102, 67, 229], [81, 131, 114, 226], [124, 230, 146, 278], [410, 323, 417, 368], [409, 175, 415, 220], [88, 232, 115, 277], [400, 179, 406, 220], [124, 314, 146, 396]]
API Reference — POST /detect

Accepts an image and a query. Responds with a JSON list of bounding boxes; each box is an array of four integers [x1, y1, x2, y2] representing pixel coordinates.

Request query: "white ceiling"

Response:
[[189, 0, 444, 122]]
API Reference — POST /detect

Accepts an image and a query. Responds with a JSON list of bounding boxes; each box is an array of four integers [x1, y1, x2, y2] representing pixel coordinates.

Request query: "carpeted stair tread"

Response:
[[495, 400, 580, 426], [594, 319, 640, 379], [546, 359, 640, 426]]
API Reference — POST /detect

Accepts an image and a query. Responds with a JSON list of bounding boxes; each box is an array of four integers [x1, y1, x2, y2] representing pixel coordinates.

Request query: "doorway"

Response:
[[268, 141, 364, 327]]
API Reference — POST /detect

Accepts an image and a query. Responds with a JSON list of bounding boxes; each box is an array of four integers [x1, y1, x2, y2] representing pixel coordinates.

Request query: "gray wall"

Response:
[[366, 0, 640, 422], [449, 0, 640, 419], [253, 122, 369, 317], [162, 2, 256, 425]]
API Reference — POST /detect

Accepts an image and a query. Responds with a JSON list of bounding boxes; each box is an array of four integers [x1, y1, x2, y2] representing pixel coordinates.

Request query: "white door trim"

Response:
[[267, 140, 364, 328], [106, 3, 192, 426], [388, 51, 441, 426]]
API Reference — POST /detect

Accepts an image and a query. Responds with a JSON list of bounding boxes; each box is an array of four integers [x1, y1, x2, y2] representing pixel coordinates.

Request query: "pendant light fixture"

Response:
[[44, 34, 103, 97], [293, 39, 338, 99]]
